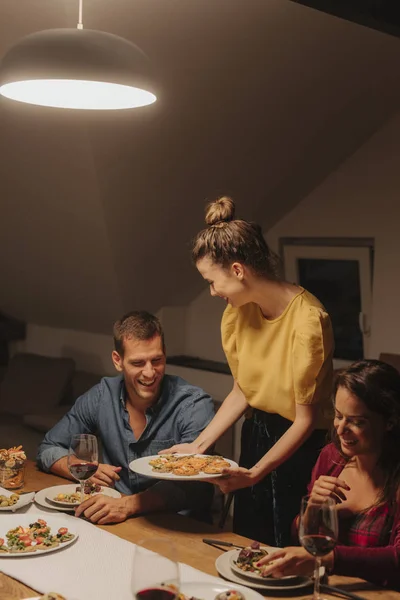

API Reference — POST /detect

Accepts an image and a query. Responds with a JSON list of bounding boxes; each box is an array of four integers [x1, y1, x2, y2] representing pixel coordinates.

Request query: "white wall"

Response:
[[267, 112, 400, 359], [11, 112, 400, 372], [11, 324, 115, 375], [182, 111, 400, 362]]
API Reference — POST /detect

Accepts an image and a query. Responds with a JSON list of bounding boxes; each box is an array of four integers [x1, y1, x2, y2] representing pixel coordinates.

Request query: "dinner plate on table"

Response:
[[215, 550, 313, 591], [229, 547, 300, 584], [44, 484, 121, 507], [129, 454, 238, 481], [182, 580, 264, 600], [0, 489, 35, 512], [0, 512, 78, 558]]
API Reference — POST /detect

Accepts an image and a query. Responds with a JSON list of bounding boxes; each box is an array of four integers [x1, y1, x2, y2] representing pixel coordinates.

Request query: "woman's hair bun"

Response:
[[205, 196, 235, 226]]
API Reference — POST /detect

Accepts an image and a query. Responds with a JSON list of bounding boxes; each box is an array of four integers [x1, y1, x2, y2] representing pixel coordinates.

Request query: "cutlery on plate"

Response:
[[202, 538, 246, 549], [320, 584, 368, 600]]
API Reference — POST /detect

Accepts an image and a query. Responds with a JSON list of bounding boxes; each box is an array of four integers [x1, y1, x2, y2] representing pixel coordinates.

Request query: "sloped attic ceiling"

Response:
[[1, 0, 400, 334]]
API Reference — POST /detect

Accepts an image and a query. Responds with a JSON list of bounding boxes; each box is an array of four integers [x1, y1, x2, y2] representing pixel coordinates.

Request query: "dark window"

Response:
[[298, 258, 363, 360]]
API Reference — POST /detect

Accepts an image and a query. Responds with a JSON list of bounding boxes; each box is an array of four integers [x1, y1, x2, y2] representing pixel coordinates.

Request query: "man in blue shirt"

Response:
[[37, 311, 215, 524]]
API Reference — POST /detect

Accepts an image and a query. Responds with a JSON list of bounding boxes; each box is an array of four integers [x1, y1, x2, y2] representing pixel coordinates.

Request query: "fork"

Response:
[[202, 538, 246, 549]]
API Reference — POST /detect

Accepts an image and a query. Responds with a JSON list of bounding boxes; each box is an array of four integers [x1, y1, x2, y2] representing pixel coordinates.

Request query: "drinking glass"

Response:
[[67, 434, 98, 503], [131, 538, 180, 600], [299, 495, 338, 600]]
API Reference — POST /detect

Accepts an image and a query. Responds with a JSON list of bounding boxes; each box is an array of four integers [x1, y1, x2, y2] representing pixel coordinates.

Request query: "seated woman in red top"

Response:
[[257, 359, 400, 589]]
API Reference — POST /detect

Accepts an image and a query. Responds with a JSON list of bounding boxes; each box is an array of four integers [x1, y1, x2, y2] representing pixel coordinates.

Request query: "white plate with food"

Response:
[[26, 595, 77, 600], [0, 489, 35, 511], [216, 550, 313, 591], [129, 454, 238, 481], [229, 544, 300, 583], [0, 513, 78, 557], [181, 580, 264, 600], [44, 483, 121, 507]]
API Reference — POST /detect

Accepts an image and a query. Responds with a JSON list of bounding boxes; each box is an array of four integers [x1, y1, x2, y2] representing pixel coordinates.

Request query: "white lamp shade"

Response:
[[0, 28, 157, 110]]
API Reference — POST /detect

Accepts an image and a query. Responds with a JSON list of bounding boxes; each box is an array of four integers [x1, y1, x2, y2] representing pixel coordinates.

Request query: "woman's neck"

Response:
[[251, 279, 301, 320], [351, 453, 384, 484]]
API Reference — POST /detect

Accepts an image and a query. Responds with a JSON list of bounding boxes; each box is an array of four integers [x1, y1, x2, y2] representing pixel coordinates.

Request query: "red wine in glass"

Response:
[[136, 588, 177, 600], [68, 434, 98, 503], [301, 534, 337, 557], [299, 496, 338, 600], [69, 462, 98, 481], [132, 538, 179, 600]]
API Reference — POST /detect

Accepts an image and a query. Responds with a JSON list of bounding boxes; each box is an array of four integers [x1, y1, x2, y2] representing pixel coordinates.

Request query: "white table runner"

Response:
[[0, 504, 229, 600]]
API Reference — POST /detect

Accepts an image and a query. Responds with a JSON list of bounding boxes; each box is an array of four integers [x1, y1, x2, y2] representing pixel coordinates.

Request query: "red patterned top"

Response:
[[297, 443, 400, 589]]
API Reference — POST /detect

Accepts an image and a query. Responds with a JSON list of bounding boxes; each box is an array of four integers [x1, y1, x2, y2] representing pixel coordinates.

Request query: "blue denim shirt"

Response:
[[37, 374, 215, 511]]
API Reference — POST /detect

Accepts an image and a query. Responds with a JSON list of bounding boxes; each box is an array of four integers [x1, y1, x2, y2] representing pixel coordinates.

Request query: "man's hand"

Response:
[[205, 466, 260, 494], [75, 494, 132, 525], [158, 442, 201, 455], [256, 546, 333, 578], [310, 475, 350, 504], [90, 463, 122, 488]]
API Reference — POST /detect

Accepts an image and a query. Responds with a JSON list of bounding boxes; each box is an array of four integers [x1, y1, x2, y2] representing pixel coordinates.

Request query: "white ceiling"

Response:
[[1, 0, 400, 333]]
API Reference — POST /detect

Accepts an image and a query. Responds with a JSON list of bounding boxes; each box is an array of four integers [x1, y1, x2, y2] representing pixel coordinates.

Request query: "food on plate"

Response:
[[178, 589, 245, 600], [0, 446, 26, 489], [53, 491, 89, 504], [0, 519, 75, 554], [214, 591, 245, 600], [53, 481, 103, 503], [149, 454, 231, 476], [0, 493, 20, 507], [39, 594, 67, 600], [234, 541, 275, 577], [80, 480, 101, 494]]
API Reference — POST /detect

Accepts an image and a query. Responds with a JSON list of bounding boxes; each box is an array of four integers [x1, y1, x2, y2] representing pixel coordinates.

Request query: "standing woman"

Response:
[[164, 196, 334, 546]]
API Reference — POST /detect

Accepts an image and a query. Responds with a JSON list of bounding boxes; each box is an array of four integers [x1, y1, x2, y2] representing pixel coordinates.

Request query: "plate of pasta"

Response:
[[0, 513, 78, 557], [129, 454, 238, 480]]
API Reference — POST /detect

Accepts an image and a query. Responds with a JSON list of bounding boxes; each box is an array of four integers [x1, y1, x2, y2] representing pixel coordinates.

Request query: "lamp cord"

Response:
[[77, 0, 83, 29]]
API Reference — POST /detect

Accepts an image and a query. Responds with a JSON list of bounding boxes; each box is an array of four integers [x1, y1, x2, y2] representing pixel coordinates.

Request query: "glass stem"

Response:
[[313, 556, 322, 600], [80, 479, 85, 503]]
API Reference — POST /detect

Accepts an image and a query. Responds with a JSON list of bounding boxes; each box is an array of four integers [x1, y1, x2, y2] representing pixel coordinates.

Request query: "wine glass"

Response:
[[68, 434, 98, 503], [299, 495, 338, 600], [131, 538, 180, 600]]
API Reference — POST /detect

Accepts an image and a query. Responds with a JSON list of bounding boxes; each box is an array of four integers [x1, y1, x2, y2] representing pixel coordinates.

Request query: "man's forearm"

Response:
[[50, 455, 76, 481]]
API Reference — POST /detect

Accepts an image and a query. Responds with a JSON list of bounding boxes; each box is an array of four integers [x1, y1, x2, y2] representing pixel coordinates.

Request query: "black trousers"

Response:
[[233, 409, 326, 547]]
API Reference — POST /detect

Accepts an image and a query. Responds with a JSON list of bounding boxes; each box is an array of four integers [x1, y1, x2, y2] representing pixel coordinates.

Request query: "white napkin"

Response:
[[0, 504, 228, 600], [0, 486, 35, 512]]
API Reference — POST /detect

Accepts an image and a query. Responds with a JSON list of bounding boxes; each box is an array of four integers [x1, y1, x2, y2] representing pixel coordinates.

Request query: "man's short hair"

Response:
[[113, 311, 165, 356]]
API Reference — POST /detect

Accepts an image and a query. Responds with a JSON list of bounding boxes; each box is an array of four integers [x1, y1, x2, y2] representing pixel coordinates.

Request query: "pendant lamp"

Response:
[[0, 0, 157, 110]]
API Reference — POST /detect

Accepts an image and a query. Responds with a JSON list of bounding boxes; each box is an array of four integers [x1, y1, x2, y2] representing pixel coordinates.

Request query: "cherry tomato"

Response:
[[58, 527, 68, 535], [0, 538, 4, 546], [35, 536, 45, 544], [37, 519, 47, 526]]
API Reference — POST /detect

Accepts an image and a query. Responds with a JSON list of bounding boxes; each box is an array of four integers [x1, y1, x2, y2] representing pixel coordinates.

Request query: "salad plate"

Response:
[[216, 550, 313, 591], [181, 580, 263, 600], [44, 484, 121, 507], [229, 546, 299, 583], [0, 512, 78, 558]]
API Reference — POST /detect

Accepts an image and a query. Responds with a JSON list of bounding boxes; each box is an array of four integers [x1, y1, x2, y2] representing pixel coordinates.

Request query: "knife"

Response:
[[202, 538, 246, 549], [320, 584, 368, 600]]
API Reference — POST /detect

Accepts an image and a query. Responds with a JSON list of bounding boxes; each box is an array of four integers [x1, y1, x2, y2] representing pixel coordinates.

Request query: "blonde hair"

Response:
[[192, 196, 281, 279]]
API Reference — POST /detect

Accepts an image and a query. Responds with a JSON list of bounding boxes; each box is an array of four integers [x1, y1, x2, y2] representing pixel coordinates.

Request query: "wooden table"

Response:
[[1, 461, 399, 600]]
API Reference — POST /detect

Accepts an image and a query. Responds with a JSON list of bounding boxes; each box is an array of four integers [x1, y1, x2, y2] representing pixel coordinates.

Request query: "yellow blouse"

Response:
[[221, 288, 334, 428]]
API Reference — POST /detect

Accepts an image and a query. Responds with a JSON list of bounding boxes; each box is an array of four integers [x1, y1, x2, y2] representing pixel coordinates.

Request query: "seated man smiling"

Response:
[[37, 311, 215, 524]]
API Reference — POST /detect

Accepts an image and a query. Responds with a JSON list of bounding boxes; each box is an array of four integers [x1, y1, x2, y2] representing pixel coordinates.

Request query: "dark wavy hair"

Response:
[[332, 359, 400, 506]]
